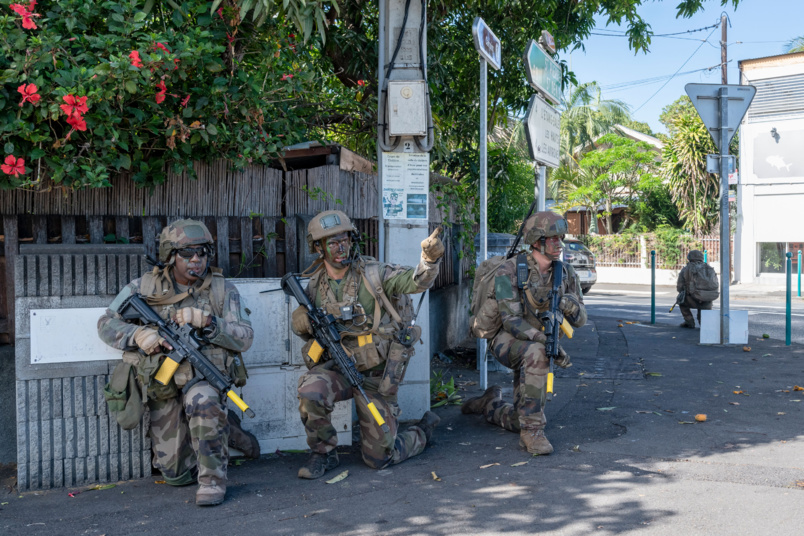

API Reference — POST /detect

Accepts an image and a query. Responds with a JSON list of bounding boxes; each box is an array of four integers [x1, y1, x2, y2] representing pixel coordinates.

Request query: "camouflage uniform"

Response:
[[98, 221, 253, 490], [470, 212, 587, 445], [292, 210, 442, 471], [295, 259, 439, 468], [677, 250, 714, 327], [484, 254, 587, 432]]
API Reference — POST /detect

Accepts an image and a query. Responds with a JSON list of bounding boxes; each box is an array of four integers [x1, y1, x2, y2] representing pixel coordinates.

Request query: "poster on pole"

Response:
[[381, 152, 430, 220]]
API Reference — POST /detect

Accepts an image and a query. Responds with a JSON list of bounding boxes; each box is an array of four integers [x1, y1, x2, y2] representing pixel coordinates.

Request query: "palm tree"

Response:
[[661, 111, 722, 235], [787, 36, 804, 53], [559, 82, 631, 164], [553, 162, 600, 234]]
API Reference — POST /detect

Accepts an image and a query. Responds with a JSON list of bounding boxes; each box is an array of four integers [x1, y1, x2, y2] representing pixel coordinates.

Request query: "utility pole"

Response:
[[721, 13, 727, 84]]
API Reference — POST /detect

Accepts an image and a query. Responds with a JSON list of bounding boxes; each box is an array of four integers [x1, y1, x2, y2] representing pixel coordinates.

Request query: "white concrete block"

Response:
[[700, 310, 749, 344]]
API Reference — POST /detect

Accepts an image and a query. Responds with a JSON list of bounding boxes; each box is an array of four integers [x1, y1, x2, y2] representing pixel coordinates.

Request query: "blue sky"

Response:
[[565, 0, 802, 134]]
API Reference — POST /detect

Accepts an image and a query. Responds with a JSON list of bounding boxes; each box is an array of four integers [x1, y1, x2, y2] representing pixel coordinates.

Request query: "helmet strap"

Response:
[[540, 237, 546, 256]]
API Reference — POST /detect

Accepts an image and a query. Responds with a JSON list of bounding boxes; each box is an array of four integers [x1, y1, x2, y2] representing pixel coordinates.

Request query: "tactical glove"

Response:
[[559, 295, 581, 319], [291, 306, 313, 336], [133, 326, 166, 355], [175, 306, 210, 329], [421, 227, 445, 263]]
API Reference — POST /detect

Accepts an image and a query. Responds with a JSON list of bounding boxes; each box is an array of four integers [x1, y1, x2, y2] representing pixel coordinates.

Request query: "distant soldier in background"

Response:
[[676, 249, 719, 328]]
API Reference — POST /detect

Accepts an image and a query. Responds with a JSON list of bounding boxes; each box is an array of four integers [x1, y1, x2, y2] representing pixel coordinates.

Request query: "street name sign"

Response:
[[523, 39, 561, 105], [524, 93, 561, 168], [685, 83, 756, 152], [472, 18, 501, 71]]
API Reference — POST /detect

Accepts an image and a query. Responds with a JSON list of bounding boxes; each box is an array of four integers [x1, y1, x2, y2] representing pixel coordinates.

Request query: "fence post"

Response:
[[640, 235, 648, 268], [704, 249, 707, 263], [786, 252, 792, 346], [651, 250, 655, 325]]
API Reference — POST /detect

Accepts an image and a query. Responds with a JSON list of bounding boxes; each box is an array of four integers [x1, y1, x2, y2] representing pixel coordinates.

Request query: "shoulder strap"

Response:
[[361, 260, 403, 324], [209, 267, 225, 317]]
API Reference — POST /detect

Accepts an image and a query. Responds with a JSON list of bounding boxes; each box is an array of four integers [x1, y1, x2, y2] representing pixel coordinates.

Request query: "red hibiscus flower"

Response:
[[281, 74, 293, 81], [66, 113, 87, 131], [1, 155, 25, 177], [17, 83, 40, 106], [129, 50, 143, 68], [357, 80, 365, 87], [154, 42, 170, 54], [10, 3, 38, 29], [181, 95, 190, 108], [60, 95, 89, 117], [155, 80, 167, 104]]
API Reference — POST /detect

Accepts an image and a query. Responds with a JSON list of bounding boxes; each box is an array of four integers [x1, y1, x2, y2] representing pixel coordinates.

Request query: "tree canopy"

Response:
[[0, 0, 743, 191]]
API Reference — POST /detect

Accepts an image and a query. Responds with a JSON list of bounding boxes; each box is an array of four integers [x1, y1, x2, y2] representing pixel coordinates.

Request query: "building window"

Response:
[[758, 242, 804, 274]]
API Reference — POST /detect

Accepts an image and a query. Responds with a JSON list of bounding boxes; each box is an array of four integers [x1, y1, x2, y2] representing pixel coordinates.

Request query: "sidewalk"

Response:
[[593, 281, 797, 300], [2, 317, 804, 535]]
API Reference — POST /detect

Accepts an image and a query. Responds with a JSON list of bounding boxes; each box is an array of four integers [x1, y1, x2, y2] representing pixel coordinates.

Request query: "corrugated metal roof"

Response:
[[745, 73, 804, 121]]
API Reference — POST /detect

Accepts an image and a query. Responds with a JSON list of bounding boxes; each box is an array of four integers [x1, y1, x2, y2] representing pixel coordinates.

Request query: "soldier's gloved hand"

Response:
[[174, 306, 210, 329], [559, 295, 581, 319], [133, 327, 167, 355], [421, 226, 444, 263], [291, 306, 313, 336]]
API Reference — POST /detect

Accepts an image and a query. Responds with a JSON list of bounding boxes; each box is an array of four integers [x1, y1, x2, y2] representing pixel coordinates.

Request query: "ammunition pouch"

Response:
[[103, 361, 144, 430], [377, 340, 414, 398], [227, 353, 249, 387]]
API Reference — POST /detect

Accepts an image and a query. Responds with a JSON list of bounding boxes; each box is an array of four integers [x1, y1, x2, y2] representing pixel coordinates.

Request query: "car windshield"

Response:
[[565, 242, 590, 254]]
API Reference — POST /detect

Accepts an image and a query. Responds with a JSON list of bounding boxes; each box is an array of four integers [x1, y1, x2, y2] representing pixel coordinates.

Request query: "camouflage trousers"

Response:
[[680, 295, 713, 326], [147, 381, 229, 486], [484, 331, 549, 433], [298, 364, 427, 469]]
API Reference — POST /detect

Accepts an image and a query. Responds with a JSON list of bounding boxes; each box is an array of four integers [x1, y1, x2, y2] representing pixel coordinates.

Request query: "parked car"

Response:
[[563, 239, 597, 294]]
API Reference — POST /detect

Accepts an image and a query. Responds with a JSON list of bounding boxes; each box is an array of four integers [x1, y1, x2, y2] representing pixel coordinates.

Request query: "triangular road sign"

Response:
[[685, 83, 756, 153]]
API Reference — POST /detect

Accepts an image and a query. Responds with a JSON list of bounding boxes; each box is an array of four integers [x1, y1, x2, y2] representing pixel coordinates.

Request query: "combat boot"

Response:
[[679, 321, 695, 329], [195, 477, 226, 506], [416, 410, 441, 445], [461, 385, 502, 415], [298, 451, 339, 480], [519, 428, 554, 455], [227, 412, 261, 459]]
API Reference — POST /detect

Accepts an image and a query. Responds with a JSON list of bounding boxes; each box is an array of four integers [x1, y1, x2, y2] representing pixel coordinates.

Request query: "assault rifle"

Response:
[[116, 293, 254, 418], [537, 260, 575, 401], [281, 273, 390, 434], [669, 289, 686, 313]]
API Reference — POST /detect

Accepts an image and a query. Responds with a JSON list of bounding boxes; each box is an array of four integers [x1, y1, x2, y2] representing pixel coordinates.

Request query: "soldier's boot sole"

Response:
[[195, 481, 226, 506], [519, 429, 554, 455], [461, 385, 503, 415], [228, 412, 261, 459], [298, 451, 339, 480]]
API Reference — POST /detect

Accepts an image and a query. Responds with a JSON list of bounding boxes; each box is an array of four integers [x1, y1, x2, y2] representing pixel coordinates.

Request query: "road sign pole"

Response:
[[719, 87, 730, 345], [478, 56, 488, 390], [537, 165, 546, 211]]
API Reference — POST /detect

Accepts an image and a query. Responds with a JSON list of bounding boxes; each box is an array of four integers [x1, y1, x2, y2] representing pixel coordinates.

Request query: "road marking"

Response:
[[589, 289, 671, 296]]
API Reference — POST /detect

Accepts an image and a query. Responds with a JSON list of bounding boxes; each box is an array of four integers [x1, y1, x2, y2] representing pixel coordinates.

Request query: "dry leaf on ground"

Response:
[[326, 470, 349, 484], [479, 463, 500, 469]]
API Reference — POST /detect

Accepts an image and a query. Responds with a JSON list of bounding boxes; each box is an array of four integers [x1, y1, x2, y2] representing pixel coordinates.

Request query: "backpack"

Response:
[[469, 253, 528, 339], [687, 262, 719, 302]]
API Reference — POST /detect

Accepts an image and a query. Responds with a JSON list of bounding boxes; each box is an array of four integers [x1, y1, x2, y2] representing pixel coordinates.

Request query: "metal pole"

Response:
[[798, 250, 801, 298], [376, 0, 386, 262], [721, 14, 728, 85], [537, 165, 546, 211], [478, 57, 488, 390], [786, 252, 792, 346], [704, 250, 708, 263], [719, 87, 730, 345], [651, 250, 655, 325]]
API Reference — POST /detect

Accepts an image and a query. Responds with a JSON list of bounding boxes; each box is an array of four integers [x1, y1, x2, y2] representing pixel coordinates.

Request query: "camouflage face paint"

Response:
[[321, 232, 351, 270]]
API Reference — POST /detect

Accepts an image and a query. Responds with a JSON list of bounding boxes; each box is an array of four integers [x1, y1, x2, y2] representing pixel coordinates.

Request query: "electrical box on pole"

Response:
[[377, 0, 434, 418]]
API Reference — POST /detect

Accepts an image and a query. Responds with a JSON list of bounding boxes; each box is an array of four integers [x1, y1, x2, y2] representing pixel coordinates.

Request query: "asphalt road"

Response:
[[585, 283, 804, 344]]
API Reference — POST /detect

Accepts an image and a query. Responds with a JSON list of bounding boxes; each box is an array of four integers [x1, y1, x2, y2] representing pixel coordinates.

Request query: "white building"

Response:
[[736, 51, 804, 285]]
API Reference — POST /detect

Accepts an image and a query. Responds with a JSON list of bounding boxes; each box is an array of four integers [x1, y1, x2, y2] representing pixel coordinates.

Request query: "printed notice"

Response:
[[382, 152, 430, 220]]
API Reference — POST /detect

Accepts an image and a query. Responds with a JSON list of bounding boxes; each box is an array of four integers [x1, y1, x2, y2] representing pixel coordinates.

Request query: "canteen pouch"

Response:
[[103, 361, 144, 430]]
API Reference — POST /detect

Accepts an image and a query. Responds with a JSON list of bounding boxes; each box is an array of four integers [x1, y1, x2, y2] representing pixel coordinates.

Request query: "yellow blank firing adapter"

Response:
[[308, 340, 325, 363], [155, 356, 180, 385]]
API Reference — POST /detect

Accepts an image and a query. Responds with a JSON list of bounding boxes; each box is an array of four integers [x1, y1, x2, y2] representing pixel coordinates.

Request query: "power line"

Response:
[[602, 62, 729, 92], [632, 24, 720, 113], [591, 22, 719, 37]]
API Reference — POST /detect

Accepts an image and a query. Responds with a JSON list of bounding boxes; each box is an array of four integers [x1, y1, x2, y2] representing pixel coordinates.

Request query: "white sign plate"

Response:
[[30, 308, 121, 364], [472, 17, 501, 71], [524, 93, 561, 168], [382, 152, 430, 220], [685, 83, 756, 153]]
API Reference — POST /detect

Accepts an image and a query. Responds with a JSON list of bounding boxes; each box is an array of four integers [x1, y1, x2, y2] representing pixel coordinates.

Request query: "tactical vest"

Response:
[[131, 266, 231, 388], [304, 257, 415, 372]]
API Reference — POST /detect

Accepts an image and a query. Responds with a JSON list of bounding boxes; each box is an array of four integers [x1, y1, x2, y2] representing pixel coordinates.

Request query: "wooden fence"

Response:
[[0, 160, 467, 344]]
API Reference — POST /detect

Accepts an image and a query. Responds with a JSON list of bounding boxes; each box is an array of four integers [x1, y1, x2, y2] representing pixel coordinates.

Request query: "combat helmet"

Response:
[[688, 250, 704, 262], [306, 210, 356, 254], [522, 211, 568, 245], [158, 219, 214, 263]]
